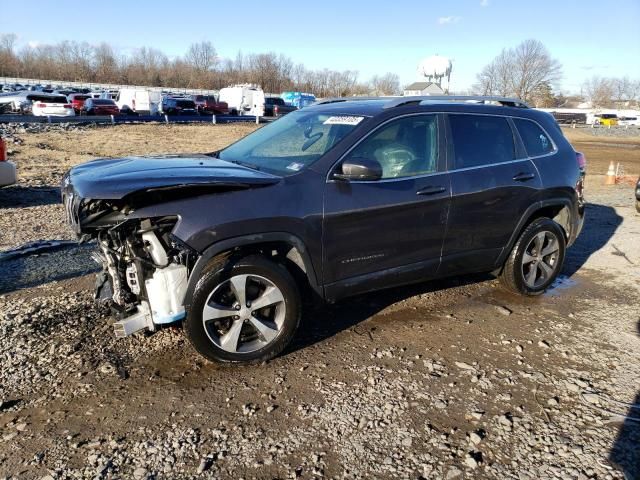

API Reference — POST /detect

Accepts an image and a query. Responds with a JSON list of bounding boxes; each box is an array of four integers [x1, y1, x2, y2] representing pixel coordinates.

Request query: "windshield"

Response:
[[218, 110, 364, 175]]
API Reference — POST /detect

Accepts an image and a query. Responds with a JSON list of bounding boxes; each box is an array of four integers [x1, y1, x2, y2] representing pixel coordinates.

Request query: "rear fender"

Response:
[[495, 198, 580, 269]]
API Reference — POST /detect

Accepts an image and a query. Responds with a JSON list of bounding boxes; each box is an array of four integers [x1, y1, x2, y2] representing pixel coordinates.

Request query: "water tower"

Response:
[[417, 55, 453, 93]]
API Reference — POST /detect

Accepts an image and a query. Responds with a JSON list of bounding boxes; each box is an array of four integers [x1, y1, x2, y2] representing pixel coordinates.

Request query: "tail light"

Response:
[[575, 151, 586, 171], [575, 151, 586, 200], [0, 137, 6, 162], [64, 104, 72, 109], [275, 105, 279, 115], [36, 103, 47, 108]]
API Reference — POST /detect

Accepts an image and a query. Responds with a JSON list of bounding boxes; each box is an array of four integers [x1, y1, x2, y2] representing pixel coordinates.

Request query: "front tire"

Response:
[[500, 218, 566, 295], [184, 255, 301, 363]]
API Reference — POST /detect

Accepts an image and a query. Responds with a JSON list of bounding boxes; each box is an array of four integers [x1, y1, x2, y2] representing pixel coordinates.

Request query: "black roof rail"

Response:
[[383, 95, 530, 109], [313, 96, 387, 106]]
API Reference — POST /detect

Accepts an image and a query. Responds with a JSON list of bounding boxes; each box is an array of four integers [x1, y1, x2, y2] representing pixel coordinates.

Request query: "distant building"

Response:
[[403, 81, 444, 96]]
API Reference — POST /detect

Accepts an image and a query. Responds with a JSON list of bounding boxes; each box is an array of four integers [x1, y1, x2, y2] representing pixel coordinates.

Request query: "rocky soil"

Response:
[[0, 124, 638, 479]]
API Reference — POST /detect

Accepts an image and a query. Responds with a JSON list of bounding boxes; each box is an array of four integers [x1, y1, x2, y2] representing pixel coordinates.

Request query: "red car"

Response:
[[81, 98, 120, 116], [192, 95, 229, 115], [67, 94, 91, 114]]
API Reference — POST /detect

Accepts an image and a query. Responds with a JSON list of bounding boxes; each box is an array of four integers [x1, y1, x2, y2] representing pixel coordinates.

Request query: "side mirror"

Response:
[[333, 158, 383, 181]]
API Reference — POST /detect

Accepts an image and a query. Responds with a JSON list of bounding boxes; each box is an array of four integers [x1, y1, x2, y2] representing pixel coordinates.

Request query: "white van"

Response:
[[218, 85, 265, 117], [115, 88, 161, 115]]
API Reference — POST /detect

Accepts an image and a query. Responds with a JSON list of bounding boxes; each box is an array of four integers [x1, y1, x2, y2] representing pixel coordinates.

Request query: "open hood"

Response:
[[65, 154, 281, 200]]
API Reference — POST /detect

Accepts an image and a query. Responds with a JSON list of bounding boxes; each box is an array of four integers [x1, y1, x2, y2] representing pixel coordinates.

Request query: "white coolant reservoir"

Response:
[[142, 231, 168, 267], [145, 264, 187, 324]]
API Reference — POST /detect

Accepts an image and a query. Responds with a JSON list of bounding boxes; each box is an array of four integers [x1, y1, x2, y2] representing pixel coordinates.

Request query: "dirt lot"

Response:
[[0, 123, 639, 479]]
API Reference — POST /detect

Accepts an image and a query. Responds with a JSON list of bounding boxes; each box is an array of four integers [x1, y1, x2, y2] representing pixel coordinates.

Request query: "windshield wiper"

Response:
[[227, 159, 261, 171]]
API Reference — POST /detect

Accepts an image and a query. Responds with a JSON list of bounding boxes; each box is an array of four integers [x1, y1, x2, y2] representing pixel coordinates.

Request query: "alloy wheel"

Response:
[[521, 231, 560, 288], [202, 274, 286, 353]]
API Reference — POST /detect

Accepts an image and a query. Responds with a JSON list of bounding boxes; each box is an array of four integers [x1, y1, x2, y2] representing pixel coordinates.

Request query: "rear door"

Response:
[[323, 114, 450, 299], [440, 113, 542, 274]]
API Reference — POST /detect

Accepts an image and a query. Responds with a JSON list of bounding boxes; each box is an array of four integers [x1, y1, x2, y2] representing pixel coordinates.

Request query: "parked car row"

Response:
[[585, 112, 640, 126], [1, 81, 318, 118]]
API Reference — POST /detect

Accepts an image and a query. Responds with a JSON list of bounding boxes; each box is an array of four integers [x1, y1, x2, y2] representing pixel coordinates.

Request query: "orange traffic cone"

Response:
[[605, 161, 616, 185]]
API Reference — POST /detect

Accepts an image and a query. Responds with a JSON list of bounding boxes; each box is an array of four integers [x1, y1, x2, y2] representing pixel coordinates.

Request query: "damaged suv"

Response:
[[62, 96, 585, 364]]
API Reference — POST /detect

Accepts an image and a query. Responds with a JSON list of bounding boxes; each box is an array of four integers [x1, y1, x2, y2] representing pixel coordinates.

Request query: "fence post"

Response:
[[255, 115, 259, 125], [164, 114, 169, 125], [47, 116, 52, 124], [110, 115, 115, 125], [212, 115, 216, 125]]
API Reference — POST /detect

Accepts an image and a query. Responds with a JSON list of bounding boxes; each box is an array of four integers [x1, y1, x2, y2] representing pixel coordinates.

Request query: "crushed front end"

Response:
[[62, 176, 196, 338]]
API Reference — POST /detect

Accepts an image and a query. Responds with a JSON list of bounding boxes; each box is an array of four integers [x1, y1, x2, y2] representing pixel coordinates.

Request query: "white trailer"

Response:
[[218, 85, 265, 117]]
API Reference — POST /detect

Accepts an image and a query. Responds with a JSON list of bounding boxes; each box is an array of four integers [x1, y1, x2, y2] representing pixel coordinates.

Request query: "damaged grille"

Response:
[[63, 190, 81, 234]]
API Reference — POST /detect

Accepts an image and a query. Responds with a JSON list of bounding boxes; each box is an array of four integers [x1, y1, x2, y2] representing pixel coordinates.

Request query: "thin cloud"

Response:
[[437, 16, 461, 25], [580, 65, 609, 71], [480, 0, 489, 7], [27, 41, 40, 49]]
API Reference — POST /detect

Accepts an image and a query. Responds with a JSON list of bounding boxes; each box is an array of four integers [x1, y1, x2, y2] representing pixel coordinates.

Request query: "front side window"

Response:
[[449, 114, 515, 169], [218, 110, 362, 175], [343, 115, 438, 179], [514, 118, 554, 157]]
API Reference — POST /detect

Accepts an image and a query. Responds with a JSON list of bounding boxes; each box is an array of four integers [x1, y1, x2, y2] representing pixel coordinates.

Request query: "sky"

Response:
[[1, 0, 639, 93]]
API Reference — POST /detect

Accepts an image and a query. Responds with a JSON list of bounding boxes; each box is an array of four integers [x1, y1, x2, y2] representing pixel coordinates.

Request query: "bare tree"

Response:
[[93, 43, 119, 83], [371, 73, 401, 95], [0, 33, 19, 77], [473, 39, 561, 103], [582, 76, 615, 108], [186, 41, 217, 72]]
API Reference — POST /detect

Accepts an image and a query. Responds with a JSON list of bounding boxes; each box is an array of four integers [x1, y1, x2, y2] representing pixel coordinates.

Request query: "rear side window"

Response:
[[514, 118, 554, 157], [449, 115, 515, 169]]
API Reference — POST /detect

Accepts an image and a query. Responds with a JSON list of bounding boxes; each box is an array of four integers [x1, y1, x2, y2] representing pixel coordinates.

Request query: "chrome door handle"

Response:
[[513, 172, 536, 182], [416, 186, 446, 195]]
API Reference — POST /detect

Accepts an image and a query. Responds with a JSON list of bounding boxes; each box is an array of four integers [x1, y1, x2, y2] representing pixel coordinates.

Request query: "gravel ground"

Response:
[[0, 124, 639, 479]]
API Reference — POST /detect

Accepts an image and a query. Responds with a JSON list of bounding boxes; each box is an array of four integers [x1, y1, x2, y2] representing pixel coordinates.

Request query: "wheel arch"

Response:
[[184, 232, 322, 311], [495, 199, 574, 270]]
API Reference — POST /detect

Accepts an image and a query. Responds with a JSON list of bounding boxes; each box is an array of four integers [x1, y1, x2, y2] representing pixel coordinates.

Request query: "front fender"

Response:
[[183, 232, 323, 310]]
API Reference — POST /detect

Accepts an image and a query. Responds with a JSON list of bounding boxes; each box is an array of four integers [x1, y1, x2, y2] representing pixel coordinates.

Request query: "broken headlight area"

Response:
[[91, 216, 196, 338]]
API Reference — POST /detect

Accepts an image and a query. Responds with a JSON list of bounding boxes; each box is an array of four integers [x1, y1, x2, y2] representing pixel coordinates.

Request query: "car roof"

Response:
[[305, 96, 551, 123]]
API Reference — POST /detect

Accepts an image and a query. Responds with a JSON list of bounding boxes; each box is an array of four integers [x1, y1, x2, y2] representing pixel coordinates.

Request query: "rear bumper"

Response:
[[567, 196, 585, 247], [33, 110, 75, 117], [0, 161, 17, 187]]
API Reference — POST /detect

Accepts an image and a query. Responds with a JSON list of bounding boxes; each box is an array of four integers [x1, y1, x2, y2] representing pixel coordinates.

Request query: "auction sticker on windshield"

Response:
[[286, 162, 304, 171], [323, 116, 364, 125]]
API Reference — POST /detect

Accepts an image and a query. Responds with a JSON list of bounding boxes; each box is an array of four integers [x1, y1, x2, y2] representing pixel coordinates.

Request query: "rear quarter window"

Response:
[[514, 118, 554, 157], [449, 114, 515, 169]]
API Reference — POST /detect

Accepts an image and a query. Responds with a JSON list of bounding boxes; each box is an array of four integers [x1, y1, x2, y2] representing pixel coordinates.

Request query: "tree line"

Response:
[[0, 34, 401, 97], [2, 34, 637, 107]]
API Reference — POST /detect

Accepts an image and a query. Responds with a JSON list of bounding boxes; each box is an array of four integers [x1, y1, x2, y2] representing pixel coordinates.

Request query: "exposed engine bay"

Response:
[[89, 215, 195, 338], [60, 152, 284, 340]]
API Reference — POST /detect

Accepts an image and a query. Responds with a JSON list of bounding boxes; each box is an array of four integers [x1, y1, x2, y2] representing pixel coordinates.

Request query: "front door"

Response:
[[322, 114, 450, 299]]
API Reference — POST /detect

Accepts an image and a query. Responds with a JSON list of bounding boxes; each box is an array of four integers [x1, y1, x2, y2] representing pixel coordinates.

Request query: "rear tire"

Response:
[[184, 254, 301, 364], [500, 218, 566, 296]]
